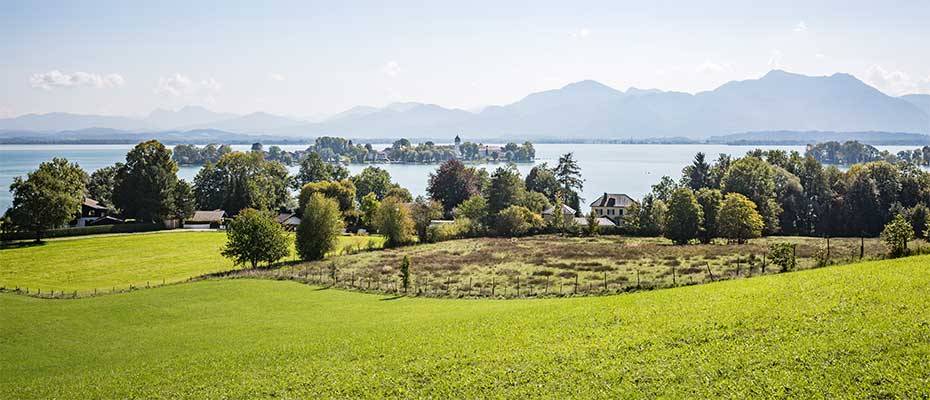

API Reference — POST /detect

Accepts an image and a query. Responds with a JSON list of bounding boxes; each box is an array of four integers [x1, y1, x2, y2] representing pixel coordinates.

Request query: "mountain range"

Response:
[[2, 70, 929, 140]]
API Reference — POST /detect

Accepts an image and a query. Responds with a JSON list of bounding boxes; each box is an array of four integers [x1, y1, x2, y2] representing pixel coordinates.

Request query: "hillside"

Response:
[[1, 256, 928, 398]]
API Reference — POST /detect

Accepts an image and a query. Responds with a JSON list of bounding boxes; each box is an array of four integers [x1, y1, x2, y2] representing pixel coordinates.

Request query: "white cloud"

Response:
[[269, 73, 286, 82], [696, 61, 732, 74], [155, 73, 222, 97], [865, 65, 930, 95], [793, 21, 808, 32], [767, 49, 784, 69], [571, 28, 591, 39], [29, 70, 124, 90], [815, 53, 826, 59], [382, 61, 400, 78]]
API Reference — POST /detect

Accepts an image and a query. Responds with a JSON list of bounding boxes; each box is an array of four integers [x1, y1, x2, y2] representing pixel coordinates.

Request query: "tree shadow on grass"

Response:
[[0, 241, 47, 250], [379, 294, 405, 301]]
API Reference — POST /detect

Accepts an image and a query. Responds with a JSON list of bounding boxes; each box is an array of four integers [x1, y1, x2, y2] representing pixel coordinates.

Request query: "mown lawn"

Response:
[[0, 231, 384, 293], [1, 256, 929, 398]]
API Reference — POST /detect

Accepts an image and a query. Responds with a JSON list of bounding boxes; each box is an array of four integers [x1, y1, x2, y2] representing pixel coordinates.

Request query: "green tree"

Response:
[[650, 176, 678, 202], [411, 196, 442, 243], [495, 205, 543, 237], [721, 156, 781, 233], [427, 159, 481, 216], [906, 203, 930, 239], [171, 179, 196, 221], [517, 190, 551, 214], [192, 152, 291, 215], [844, 167, 883, 235], [486, 165, 525, 215], [399, 255, 411, 293], [375, 196, 415, 247], [881, 213, 914, 258], [8, 158, 88, 241], [664, 187, 703, 245], [351, 166, 393, 201], [695, 188, 723, 244], [454, 195, 488, 235], [681, 152, 711, 190], [296, 193, 345, 260], [358, 192, 381, 230], [221, 208, 291, 268], [769, 242, 797, 272], [585, 209, 600, 236], [87, 163, 122, 208], [113, 140, 179, 222], [294, 152, 349, 188], [299, 179, 356, 214], [553, 153, 584, 212], [717, 193, 764, 244], [525, 163, 561, 202]]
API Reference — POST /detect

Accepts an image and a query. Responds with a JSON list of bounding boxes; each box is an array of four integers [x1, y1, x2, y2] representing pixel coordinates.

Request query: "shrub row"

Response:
[[1, 222, 165, 241]]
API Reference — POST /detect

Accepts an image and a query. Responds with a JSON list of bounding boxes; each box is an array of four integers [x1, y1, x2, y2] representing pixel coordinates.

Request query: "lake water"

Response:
[[1, 143, 918, 212]]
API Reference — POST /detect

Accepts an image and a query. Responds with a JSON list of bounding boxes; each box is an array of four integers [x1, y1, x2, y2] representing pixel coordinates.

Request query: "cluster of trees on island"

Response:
[[171, 136, 536, 166], [807, 140, 930, 166]]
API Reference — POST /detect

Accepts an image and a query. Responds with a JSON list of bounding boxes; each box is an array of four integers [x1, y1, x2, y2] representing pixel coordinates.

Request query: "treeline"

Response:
[[629, 149, 930, 246], [171, 136, 536, 166], [806, 140, 930, 166]]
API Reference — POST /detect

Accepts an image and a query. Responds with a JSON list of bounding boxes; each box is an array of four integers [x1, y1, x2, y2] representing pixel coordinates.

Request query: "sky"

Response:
[[2, 0, 930, 120]]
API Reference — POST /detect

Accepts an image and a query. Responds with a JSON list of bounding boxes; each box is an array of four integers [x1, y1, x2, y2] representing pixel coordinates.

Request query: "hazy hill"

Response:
[[145, 106, 238, 130], [0, 112, 151, 132], [902, 94, 930, 116]]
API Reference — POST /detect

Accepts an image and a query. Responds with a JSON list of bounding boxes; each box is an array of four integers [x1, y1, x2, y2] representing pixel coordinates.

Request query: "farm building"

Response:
[[185, 210, 227, 229]]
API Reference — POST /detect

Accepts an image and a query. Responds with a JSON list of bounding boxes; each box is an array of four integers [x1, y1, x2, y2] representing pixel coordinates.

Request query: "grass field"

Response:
[[268, 235, 898, 298], [1, 255, 928, 398], [0, 231, 384, 294]]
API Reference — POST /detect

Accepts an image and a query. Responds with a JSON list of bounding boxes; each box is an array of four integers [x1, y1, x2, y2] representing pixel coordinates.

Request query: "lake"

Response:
[[0, 143, 918, 212]]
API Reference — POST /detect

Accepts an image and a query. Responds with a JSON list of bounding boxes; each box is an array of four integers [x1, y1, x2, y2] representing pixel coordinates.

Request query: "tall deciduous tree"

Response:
[[8, 158, 87, 241], [351, 166, 393, 201], [410, 196, 442, 243], [193, 152, 291, 215], [296, 193, 345, 260], [375, 196, 415, 247], [222, 208, 291, 268], [486, 165, 525, 216], [525, 163, 561, 203], [427, 159, 481, 216], [114, 140, 179, 222], [664, 188, 703, 245], [695, 188, 723, 244], [87, 163, 122, 208], [298, 179, 356, 214], [717, 193, 764, 244], [294, 152, 349, 188], [721, 156, 781, 234]]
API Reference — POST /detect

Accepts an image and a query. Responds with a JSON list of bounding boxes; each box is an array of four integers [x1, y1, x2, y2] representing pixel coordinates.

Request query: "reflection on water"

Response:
[[2, 143, 919, 212]]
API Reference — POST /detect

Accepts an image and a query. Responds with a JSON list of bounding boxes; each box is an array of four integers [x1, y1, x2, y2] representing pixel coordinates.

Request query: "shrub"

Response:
[[375, 196, 414, 247], [296, 193, 345, 261], [768, 242, 796, 273], [222, 208, 291, 268], [881, 214, 914, 258], [495, 205, 543, 237], [427, 218, 470, 243]]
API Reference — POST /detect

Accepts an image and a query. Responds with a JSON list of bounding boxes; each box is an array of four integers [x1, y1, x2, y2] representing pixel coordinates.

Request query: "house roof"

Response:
[[88, 216, 124, 226], [189, 210, 227, 222], [573, 217, 616, 226], [276, 212, 300, 225], [590, 193, 636, 208], [542, 204, 576, 215], [83, 197, 108, 210]]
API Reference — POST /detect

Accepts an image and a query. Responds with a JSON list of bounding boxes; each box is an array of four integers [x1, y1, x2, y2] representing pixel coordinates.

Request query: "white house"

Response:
[[589, 193, 636, 225]]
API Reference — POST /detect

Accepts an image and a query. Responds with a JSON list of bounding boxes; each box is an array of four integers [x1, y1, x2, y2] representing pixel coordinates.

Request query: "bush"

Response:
[[769, 242, 796, 272], [221, 209, 291, 268], [717, 193, 764, 244], [296, 193, 345, 260], [495, 205, 543, 237], [881, 214, 914, 258], [375, 196, 414, 247], [426, 218, 471, 243]]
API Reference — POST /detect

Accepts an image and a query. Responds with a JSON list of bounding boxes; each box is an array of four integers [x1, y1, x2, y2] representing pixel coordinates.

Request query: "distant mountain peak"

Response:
[[561, 80, 615, 92]]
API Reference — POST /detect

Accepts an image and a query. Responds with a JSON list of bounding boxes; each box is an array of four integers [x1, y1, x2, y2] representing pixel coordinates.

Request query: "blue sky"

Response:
[[2, 0, 929, 119]]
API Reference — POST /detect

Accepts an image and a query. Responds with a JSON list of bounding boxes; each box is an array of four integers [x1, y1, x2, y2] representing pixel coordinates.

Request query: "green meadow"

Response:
[[1, 255, 929, 398], [0, 231, 384, 293]]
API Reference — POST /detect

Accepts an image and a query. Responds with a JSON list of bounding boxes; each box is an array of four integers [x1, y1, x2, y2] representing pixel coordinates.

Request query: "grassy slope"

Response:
[[2, 256, 929, 398], [0, 231, 384, 293]]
